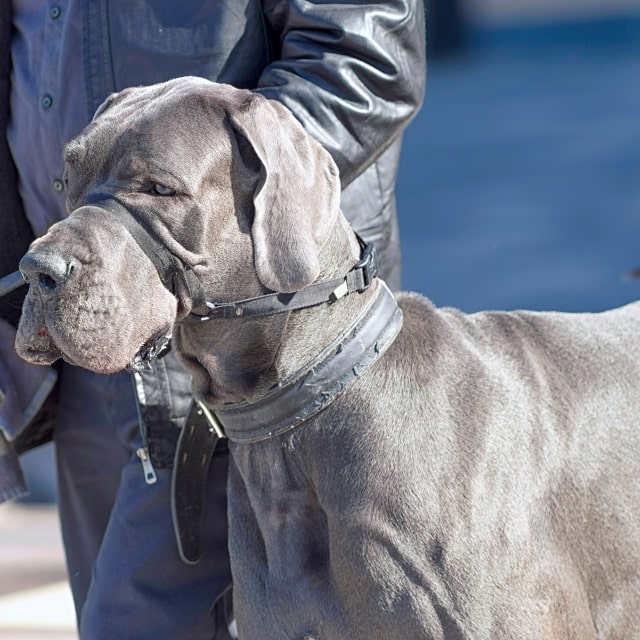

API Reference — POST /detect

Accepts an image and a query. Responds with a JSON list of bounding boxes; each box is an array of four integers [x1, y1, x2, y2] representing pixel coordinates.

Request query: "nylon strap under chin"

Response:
[[187, 235, 379, 321], [85, 197, 208, 314]]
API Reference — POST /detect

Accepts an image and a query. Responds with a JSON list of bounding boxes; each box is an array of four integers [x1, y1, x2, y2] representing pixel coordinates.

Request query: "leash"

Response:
[[10, 196, 400, 564], [0, 271, 25, 298], [80, 196, 400, 565], [171, 400, 225, 564], [171, 282, 402, 563]]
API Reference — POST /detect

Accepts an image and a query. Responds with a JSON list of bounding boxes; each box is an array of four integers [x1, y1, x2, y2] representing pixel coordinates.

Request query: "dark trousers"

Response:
[[54, 363, 233, 639]]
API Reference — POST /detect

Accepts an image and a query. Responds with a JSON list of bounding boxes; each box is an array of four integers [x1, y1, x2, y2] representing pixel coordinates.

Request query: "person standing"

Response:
[[0, 1, 426, 637]]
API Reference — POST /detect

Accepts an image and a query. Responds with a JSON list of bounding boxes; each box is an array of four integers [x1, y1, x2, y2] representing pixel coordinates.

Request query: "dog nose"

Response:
[[19, 251, 78, 295]]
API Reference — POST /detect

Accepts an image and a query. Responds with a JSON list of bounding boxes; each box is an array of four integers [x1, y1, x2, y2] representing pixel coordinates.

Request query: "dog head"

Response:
[[15, 78, 340, 373]]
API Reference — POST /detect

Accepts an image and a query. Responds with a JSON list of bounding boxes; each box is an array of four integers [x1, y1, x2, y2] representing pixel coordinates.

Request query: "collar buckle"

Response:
[[355, 240, 378, 291]]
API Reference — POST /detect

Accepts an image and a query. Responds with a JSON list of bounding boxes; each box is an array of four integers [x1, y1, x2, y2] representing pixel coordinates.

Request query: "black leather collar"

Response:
[[210, 280, 402, 443]]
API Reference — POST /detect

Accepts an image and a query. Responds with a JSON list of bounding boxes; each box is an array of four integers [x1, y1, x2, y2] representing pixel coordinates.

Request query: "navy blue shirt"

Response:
[[9, 0, 86, 236], [7, 0, 424, 290]]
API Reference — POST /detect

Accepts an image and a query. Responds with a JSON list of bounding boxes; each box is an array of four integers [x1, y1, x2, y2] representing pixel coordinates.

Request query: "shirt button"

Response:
[[53, 178, 65, 192], [49, 6, 62, 20], [42, 94, 54, 109]]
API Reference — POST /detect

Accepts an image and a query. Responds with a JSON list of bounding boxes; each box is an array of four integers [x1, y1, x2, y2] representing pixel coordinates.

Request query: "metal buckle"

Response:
[[196, 400, 227, 439], [355, 241, 378, 291]]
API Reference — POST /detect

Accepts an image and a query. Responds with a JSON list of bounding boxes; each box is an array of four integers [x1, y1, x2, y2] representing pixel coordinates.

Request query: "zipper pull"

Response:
[[136, 447, 158, 485]]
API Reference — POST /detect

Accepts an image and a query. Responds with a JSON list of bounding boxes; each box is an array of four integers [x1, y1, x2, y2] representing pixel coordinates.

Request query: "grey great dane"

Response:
[[15, 78, 640, 639]]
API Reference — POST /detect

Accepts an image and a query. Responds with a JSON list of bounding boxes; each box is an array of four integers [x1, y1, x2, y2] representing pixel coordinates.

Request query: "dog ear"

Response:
[[92, 87, 137, 121], [92, 93, 117, 121], [228, 94, 341, 293]]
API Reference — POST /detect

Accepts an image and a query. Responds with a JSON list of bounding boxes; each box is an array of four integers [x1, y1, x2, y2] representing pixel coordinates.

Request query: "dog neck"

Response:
[[173, 215, 397, 409], [169, 214, 403, 564], [211, 278, 402, 443]]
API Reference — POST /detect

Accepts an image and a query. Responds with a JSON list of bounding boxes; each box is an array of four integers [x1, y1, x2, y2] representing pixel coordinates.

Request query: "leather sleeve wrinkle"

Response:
[[258, 65, 416, 186], [256, 0, 426, 186]]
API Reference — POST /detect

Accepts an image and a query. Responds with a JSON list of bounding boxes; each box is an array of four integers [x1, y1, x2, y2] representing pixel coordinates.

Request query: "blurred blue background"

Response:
[[398, 0, 640, 312]]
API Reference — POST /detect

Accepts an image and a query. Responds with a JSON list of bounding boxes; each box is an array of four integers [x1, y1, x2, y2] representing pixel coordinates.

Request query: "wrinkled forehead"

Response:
[[64, 82, 233, 182]]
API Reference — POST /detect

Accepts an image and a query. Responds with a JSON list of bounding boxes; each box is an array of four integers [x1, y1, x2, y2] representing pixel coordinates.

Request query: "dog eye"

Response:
[[149, 184, 175, 196]]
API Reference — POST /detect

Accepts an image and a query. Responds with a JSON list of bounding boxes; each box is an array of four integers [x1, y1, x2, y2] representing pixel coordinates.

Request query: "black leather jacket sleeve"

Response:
[[256, 0, 426, 188]]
